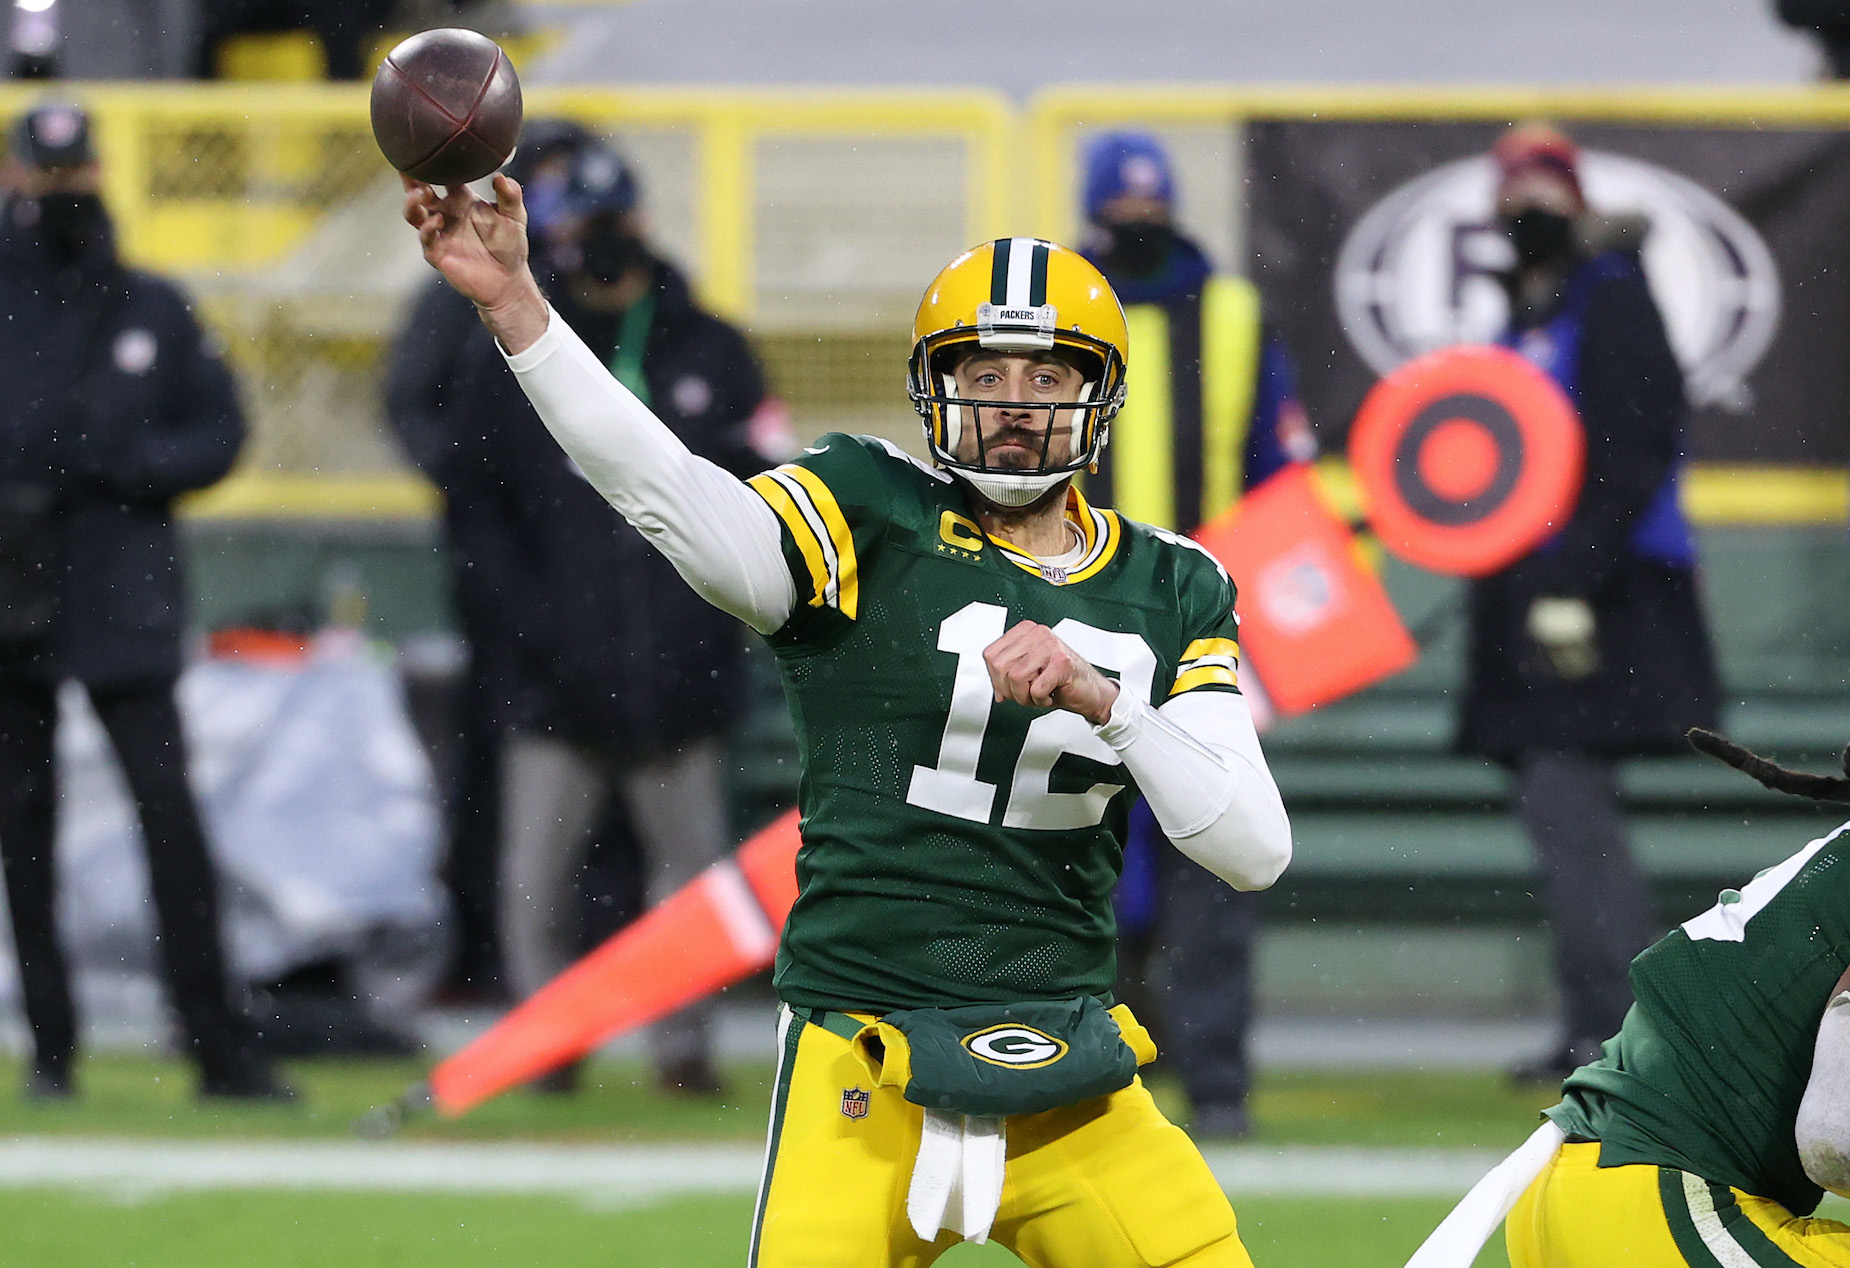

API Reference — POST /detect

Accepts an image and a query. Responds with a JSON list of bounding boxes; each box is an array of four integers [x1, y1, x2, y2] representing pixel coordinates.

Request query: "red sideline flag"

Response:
[[428, 809, 803, 1117], [1193, 466, 1417, 716]]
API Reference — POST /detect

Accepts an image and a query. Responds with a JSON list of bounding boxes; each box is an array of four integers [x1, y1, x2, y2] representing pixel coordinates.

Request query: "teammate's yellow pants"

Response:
[[749, 1007, 1252, 1267], [1507, 1141, 1850, 1267]]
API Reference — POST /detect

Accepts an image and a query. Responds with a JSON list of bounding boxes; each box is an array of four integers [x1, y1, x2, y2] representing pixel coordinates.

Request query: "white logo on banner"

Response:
[[1258, 542, 1342, 637], [1333, 152, 1781, 410]]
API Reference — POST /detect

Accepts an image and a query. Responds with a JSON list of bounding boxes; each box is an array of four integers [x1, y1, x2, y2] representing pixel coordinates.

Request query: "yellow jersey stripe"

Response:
[[1068, 486, 1099, 553], [996, 550, 1048, 579], [1181, 637, 1241, 664], [1063, 510, 1121, 584], [1170, 664, 1239, 695], [747, 473, 833, 609], [781, 465, 859, 620], [986, 501, 1122, 586], [764, 469, 843, 607]]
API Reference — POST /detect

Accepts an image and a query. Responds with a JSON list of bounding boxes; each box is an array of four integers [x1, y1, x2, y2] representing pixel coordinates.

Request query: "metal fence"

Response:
[[0, 83, 1846, 522]]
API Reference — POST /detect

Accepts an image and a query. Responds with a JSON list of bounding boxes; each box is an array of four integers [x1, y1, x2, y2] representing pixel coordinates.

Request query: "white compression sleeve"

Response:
[[1095, 688, 1292, 890], [501, 307, 797, 635], [1798, 988, 1850, 1198]]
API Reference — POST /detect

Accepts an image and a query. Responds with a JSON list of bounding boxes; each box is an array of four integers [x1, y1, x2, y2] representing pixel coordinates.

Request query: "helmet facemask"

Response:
[[908, 324, 1125, 509]]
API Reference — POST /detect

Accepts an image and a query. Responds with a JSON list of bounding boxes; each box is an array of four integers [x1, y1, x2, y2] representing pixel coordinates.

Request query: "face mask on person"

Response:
[[1100, 220, 1176, 277], [1501, 208, 1575, 268], [575, 222, 650, 286], [31, 192, 111, 266]]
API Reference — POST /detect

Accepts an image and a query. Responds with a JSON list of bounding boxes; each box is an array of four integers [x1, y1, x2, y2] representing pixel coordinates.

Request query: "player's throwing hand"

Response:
[[401, 173, 549, 352], [984, 620, 1120, 725]]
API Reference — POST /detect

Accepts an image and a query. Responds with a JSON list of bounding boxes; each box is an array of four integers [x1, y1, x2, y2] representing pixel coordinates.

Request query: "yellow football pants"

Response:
[[749, 1007, 1253, 1268], [1507, 1140, 1850, 1267]]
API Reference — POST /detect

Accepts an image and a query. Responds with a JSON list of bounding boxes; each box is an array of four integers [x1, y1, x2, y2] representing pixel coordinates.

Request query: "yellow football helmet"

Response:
[[906, 238, 1129, 507]]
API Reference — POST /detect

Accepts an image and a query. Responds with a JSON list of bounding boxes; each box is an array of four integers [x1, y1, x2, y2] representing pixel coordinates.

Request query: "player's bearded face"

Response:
[[949, 352, 1087, 472]]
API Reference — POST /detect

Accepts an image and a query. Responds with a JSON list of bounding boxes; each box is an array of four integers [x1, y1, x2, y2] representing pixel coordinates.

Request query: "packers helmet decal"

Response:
[[907, 238, 1130, 508]]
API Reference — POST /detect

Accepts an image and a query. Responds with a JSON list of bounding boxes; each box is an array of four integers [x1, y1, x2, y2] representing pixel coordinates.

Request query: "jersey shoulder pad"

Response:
[[1122, 520, 1242, 697], [863, 435, 955, 485], [1124, 518, 1237, 604], [755, 433, 944, 519], [745, 434, 942, 634]]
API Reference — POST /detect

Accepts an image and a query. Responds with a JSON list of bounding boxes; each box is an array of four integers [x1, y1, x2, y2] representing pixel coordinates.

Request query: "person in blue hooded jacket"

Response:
[[1461, 124, 1721, 1084], [1079, 131, 1316, 1139]]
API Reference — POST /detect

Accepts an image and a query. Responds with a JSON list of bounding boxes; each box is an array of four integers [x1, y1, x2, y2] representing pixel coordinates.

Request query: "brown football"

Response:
[[370, 28, 523, 186]]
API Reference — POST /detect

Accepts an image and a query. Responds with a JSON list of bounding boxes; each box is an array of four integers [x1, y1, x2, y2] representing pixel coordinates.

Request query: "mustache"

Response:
[[983, 425, 1070, 455], [979, 411, 1075, 437]]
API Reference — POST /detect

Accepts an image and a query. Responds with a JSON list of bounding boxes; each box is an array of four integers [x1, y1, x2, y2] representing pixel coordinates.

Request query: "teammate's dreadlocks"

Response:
[[1688, 727, 1850, 804]]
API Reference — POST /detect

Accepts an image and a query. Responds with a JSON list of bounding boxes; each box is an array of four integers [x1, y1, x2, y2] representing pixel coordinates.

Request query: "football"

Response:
[[369, 28, 523, 186]]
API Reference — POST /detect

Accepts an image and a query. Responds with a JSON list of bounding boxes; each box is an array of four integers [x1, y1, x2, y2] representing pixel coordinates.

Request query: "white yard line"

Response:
[[0, 1138, 1501, 1201], [1200, 1145, 1501, 1197]]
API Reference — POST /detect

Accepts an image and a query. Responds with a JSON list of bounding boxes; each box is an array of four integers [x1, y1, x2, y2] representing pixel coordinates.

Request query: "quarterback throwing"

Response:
[[404, 173, 1291, 1268]]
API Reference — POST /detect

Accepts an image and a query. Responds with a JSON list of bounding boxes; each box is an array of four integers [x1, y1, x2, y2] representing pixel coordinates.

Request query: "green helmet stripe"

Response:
[[1028, 239, 1050, 307], [989, 238, 1012, 306]]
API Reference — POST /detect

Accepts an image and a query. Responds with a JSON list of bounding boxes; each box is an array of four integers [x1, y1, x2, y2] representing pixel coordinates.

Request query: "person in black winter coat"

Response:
[[449, 140, 785, 1095], [385, 119, 596, 1002], [0, 102, 289, 1100], [1460, 125, 1721, 1084]]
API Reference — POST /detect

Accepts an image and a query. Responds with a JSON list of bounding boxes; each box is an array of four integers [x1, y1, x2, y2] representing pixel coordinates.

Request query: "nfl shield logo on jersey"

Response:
[[840, 1086, 870, 1120]]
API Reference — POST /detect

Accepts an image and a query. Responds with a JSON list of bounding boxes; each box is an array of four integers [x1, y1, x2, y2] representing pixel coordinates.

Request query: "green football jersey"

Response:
[[1546, 820, 1850, 1215], [745, 434, 1244, 1014]]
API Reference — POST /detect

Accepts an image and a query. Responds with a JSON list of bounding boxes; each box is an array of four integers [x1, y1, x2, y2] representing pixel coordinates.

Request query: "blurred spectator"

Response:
[[1462, 124, 1720, 1083], [452, 140, 786, 1095], [385, 117, 593, 1004], [0, 101, 289, 1100], [1775, 0, 1850, 77], [1079, 131, 1317, 1141]]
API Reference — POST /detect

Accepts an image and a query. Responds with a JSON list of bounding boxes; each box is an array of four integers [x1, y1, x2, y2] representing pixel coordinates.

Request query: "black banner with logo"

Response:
[[1245, 120, 1850, 464]]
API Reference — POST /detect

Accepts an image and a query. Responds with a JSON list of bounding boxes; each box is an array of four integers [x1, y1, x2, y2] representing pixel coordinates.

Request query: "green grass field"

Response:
[[0, 1190, 1491, 1267], [0, 1055, 1557, 1148], [0, 1054, 1561, 1267]]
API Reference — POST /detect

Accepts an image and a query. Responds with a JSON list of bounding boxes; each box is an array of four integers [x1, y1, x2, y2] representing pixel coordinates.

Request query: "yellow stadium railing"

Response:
[[0, 83, 1016, 514], [0, 83, 1015, 317], [1027, 82, 1850, 248], [529, 87, 1016, 322], [1027, 85, 1850, 528], [0, 82, 1842, 524]]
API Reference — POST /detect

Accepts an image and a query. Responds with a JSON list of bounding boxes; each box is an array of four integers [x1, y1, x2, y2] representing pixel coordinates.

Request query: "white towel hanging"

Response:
[[907, 1109, 1008, 1245]]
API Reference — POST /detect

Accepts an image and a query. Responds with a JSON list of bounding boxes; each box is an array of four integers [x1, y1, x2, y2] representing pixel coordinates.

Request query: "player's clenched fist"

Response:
[[401, 172, 549, 354], [983, 620, 1121, 726]]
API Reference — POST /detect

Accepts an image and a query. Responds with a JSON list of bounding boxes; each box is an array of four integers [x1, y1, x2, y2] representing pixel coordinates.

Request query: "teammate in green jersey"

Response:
[[1407, 729, 1850, 1268], [403, 174, 1291, 1268]]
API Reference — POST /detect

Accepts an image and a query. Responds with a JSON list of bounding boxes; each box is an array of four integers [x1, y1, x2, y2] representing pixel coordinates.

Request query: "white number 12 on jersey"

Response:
[[905, 601, 1156, 831]]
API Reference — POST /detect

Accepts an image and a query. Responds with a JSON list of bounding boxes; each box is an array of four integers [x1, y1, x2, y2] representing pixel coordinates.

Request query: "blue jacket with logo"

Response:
[[448, 258, 771, 755], [1459, 244, 1719, 763], [0, 203, 243, 684]]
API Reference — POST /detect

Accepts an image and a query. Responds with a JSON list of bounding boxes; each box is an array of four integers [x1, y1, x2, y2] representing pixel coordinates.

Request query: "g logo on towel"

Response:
[[962, 1025, 1068, 1069]]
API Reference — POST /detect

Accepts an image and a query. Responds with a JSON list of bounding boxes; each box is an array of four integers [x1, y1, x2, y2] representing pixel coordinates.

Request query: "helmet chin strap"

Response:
[[957, 468, 1069, 508]]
